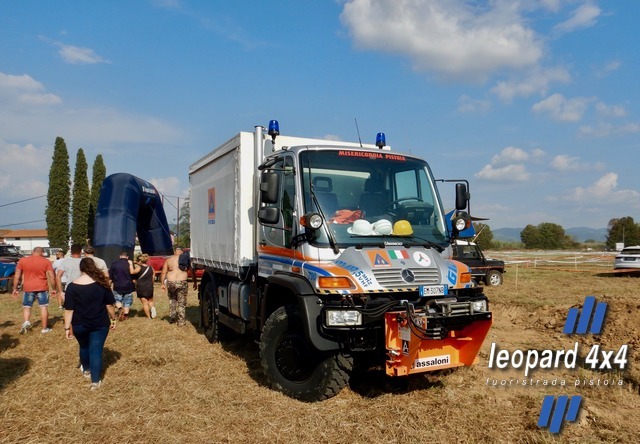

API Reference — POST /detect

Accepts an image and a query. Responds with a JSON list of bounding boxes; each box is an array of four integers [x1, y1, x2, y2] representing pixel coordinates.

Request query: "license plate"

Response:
[[419, 285, 448, 297]]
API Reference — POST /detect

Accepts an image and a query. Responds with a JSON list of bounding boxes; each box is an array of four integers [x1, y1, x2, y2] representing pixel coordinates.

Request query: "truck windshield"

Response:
[[299, 149, 449, 248]]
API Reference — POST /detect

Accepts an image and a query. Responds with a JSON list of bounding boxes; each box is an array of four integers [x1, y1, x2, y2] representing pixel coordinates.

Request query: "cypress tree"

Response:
[[87, 154, 107, 243], [46, 137, 71, 251], [70, 148, 90, 246]]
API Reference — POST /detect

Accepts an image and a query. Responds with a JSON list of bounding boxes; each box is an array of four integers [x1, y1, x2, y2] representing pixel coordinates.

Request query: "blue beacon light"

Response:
[[376, 132, 386, 149], [268, 120, 280, 143]]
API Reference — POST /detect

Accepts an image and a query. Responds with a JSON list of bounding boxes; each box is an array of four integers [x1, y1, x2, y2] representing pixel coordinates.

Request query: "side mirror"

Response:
[[258, 207, 280, 224], [260, 172, 279, 204], [455, 183, 469, 211]]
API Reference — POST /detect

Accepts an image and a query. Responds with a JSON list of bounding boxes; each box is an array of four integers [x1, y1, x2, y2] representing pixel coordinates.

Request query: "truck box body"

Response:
[[189, 132, 256, 273]]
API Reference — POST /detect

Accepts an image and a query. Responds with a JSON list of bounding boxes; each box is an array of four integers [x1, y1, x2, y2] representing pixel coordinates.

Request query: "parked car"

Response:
[[613, 245, 640, 270], [147, 255, 169, 281], [452, 239, 505, 286], [147, 250, 203, 281], [0, 258, 16, 293], [0, 243, 23, 262]]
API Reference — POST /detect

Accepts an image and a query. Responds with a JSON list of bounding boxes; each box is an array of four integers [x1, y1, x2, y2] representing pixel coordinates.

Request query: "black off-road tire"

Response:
[[201, 281, 230, 343], [260, 305, 352, 402], [485, 270, 503, 286]]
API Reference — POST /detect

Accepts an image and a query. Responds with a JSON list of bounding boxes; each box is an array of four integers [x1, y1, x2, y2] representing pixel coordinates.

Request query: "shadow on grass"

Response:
[[183, 305, 448, 399], [0, 357, 31, 392], [0, 332, 19, 353], [595, 269, 640, 278], [103, 347, 122, 378]]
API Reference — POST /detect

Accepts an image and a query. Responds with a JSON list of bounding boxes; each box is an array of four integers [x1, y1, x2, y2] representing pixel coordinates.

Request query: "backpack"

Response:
[[178, 251, 190, 271]]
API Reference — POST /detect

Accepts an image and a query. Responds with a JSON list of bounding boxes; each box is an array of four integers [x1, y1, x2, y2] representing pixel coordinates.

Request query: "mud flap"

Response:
[[385, 312, 492, 376]]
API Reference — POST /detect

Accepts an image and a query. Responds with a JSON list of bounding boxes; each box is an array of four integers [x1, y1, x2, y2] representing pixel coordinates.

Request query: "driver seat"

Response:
[[359, 178, 389, 218]]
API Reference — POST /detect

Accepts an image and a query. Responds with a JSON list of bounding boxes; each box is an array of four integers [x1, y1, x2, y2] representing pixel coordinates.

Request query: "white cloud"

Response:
[[475, 146, 545, 182], [57, 44, 110, 64], [532, 93, 594, 122], [0, 72, 62, 105], [491, 66, 571, 102], [0, 139, 49, 197], [457, 95, 491, 113], [595, 60, 621, 78], [0, 72, 184, 146], [490, 146, 544, 166], [554, 2, 601, 33], [565, 173, 640, 204], [340, 0, 543, 82], [595, 102, 626, 118], [149, 176, 182, 197], [578, 121, 640, 137], [549, 154, 604, 172], [475, 163, 530, 181]]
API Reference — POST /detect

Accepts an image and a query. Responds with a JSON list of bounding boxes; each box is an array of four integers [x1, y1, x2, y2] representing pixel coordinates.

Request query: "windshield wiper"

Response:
[[309, 189, 339, 254]]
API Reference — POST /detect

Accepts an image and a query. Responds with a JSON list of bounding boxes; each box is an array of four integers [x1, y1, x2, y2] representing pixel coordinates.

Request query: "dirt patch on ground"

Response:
[[1, 266, 638, 443]]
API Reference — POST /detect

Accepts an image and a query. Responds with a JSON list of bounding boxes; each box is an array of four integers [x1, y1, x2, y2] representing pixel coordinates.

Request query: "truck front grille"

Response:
[[371, 267, 440, 287]]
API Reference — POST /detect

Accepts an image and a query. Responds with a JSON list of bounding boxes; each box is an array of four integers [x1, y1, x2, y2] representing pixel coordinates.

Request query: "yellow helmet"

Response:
[[392, 220, 413, 236]]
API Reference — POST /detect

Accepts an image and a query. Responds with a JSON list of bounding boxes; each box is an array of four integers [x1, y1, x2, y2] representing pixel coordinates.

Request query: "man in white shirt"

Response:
[[56, 244, 83, 297], [84, 246, 108, 277], [51, 250, 66, 309]]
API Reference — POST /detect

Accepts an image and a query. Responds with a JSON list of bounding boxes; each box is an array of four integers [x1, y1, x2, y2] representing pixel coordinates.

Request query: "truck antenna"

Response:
[[354, 118, 363, 147]]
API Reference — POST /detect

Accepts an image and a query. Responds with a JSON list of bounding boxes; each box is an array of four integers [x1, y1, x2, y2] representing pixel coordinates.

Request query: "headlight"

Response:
[[472, 300, 487, 312], [326, 310, 362, 326], [454, 217, 467, 231], [301, 212, 323, 230]]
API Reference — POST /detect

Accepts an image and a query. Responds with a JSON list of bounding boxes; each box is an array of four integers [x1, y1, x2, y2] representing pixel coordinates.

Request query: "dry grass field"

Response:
[[1, 253, 639, 443]]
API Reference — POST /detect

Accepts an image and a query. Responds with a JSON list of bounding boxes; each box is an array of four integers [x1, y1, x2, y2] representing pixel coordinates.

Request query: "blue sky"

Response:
[[1, 0, 638, 231]]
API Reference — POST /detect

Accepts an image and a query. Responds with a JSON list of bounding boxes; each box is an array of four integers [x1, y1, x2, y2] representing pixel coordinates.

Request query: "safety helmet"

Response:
[[392, 220, 413, 236]]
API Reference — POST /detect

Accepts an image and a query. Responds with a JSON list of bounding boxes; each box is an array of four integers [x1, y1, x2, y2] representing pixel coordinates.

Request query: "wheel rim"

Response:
[[203, 288, 216, 334], [274, 332, 316, 382]]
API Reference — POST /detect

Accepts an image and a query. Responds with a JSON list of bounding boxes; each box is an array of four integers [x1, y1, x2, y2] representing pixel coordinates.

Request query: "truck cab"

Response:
[[452, 239, 505, 286]]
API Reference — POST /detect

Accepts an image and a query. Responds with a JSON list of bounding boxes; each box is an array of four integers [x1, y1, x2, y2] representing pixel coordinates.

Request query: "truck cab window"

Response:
[[261, 157, 296, 248]]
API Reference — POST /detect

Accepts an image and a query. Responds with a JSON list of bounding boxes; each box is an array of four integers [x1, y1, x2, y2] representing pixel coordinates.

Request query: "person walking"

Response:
[[56, 244, 83, 297], [160, 246, 196, 326], [132, 253, 156, 319], [12, 246, 57, 334], [83, 246, 109, 277], [63, 258, 116, 390], [51, 250, 66, 310], [108, 251, 136, 321]]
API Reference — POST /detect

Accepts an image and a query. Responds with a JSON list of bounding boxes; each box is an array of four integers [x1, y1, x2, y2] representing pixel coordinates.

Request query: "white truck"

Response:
[[189, 121, 492, 401]]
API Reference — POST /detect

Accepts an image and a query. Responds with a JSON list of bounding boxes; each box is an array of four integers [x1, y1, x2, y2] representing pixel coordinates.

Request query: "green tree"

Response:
[[520, 224, 541, 249], [87, 154, 106, 244], [70, 149, 90, 246], [176, 198, 191, 248], [606, 217, 640, 249], [472, 222, 494, 249], [521, 222, 572, 249], [46, 137, 71, 250]]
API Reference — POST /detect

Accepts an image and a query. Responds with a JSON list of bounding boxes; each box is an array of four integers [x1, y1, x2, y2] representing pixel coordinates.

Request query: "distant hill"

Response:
[[565, 227, 607, 243], [492, 228, 522, 243], [492, 227, 607, 243]]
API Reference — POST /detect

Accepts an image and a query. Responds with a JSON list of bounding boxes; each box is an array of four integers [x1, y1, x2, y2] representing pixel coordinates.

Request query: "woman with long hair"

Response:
[[132, 253, 156, 319], [63, 258, 117, 390]]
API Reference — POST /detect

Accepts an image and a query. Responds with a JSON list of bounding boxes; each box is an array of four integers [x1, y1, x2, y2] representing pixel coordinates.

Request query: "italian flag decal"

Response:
[[388, 250, 409, 260]]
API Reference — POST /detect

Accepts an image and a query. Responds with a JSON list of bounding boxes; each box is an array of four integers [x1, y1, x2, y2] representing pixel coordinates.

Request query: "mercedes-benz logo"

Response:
[[401, 269, 415, 283]]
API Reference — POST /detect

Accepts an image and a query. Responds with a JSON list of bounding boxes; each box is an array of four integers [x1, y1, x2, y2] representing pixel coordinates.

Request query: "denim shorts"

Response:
[[23, 291, 49, 307], [113, 291, 133, 308]]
